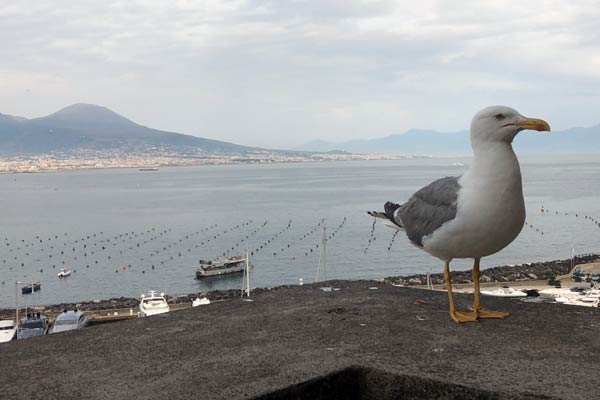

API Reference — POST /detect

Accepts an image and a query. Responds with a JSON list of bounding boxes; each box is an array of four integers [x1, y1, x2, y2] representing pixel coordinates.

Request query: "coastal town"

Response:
[[0, 151, 415, 173]]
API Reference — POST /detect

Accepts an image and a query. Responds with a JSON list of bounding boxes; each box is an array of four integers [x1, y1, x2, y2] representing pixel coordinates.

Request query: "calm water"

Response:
[[1, 155, 599, 307]]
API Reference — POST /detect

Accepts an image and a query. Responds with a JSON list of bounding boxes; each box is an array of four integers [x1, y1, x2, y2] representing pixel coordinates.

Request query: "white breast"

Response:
[[422, 142, 526, 260]]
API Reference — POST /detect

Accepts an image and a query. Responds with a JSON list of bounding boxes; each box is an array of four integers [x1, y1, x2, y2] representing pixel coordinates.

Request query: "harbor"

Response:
[[1, 251, 600, 343]]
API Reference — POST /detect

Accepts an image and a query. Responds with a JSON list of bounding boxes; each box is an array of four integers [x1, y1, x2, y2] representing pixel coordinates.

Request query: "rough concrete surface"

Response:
[[1, 280, 598, 399]]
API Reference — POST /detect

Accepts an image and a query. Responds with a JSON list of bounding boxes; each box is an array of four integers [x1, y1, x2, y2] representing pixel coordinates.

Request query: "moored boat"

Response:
[[57, 268, 72, 278], [21, 283, 41, 295], [480, 286, 527, 298], [195, 256, 250, 279], [50, 310, 89, 334], [0, 320, 17, 343], [139, 290, 170, 317], [192, 297, 211, 307], [18, 313, 49, 339]]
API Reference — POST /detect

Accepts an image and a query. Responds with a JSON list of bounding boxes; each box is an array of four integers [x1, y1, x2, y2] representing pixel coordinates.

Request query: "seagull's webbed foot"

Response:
[[450, 310, 478, 323], [476, 308, 510, 319]]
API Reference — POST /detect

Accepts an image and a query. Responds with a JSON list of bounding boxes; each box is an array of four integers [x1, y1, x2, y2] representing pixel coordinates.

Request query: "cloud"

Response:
[[1, 0, 600, 147]]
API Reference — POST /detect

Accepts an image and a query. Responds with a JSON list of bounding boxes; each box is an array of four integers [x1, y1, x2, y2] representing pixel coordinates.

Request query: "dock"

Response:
[[0, 302, 194, 325]]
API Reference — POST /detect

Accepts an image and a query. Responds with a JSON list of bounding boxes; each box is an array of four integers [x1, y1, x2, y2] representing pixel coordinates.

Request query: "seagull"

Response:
[[368, 106, 550, 323]]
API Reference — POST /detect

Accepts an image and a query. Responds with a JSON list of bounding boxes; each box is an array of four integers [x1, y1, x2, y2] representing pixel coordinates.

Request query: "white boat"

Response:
[[139, 290, 170, 317], [553, 287, 600, 307], [539, 287, 572, 297], [480, 286, 527, 298], [192, 297, 211, 307], [50, 310, 89, 334], [555, 296, 599, 307], [57, 268, 72, 278], [0, 320, 17, 343]]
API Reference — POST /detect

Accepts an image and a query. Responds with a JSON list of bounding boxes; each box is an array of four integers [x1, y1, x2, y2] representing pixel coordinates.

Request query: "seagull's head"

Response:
[[470, 106, 550, 147]]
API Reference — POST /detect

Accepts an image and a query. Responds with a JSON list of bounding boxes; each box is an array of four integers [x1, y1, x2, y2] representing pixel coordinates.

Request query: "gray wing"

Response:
[[398, 176, 460, 247]]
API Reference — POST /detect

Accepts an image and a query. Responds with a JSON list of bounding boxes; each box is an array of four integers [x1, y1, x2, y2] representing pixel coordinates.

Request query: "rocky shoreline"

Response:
[[383, 253, 600, 286], [0, 285, 297, 317], [2, 253, 599, 317]]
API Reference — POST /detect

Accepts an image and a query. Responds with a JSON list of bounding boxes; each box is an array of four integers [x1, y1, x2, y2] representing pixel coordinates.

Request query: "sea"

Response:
[[1, 154, 599, 308]]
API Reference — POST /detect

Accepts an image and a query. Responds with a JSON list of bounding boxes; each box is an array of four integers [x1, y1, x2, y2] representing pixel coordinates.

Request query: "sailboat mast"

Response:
[[245, 251, 250, 297], [314, 223, 327, 283], [322, 225, 327, 281]]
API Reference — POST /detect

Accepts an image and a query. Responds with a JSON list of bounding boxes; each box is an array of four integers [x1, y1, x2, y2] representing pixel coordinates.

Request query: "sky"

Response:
[[1, 0, 600, 148]]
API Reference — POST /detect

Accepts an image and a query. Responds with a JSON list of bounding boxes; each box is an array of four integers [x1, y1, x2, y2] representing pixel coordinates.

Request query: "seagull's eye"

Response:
[[495, 114, 505, 120]]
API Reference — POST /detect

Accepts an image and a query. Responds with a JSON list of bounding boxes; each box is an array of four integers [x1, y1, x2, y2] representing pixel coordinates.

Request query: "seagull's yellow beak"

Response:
[[514, 117, 551, 132]]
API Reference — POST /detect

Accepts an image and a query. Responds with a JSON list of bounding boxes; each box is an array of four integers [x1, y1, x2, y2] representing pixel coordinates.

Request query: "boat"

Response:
[[557, 287, 600, 307], [480, 286, 527, 297], [21, 282, 41, 295], [195, 256, 250, 279], [0, 320, 17, 343], [57, 268, 72, 278], [192, 297, 211, 307], [139, 167, 159, 171], [555, 296, 599, 307], [139, 290, 170, 317], [18, 313, 49, 339], [50, 310, 89, 334]]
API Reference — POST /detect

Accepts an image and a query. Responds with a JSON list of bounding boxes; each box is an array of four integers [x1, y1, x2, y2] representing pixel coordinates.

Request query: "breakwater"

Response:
[[384, 253, 600, 286], [0, 286, 295, 317]]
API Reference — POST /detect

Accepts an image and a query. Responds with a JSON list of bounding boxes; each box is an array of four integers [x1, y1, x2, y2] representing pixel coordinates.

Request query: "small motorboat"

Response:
[[0, 320, 17, 343], [21, 283, 41, 295], [555, 296, 599, 307], [192, 297, 211, 307], [50, 310, 88, 334], [481, 286, 527, 298], [139, 290, 170, 317], [57, 268, 72, 278]]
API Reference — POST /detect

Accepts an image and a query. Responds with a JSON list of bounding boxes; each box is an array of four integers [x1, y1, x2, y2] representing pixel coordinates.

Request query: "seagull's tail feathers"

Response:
[[367, 201, 404, 231]]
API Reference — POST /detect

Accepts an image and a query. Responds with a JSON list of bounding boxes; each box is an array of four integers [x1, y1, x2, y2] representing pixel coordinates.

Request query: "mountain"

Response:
[[0, 104, 266, 156], [300, 126, 600, 155]]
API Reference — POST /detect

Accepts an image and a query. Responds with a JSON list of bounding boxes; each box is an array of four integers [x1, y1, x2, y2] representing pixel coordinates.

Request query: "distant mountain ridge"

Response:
[[300, 126, 600, 155], [3, 104, 598, 157], [0, 104, 273, 156]]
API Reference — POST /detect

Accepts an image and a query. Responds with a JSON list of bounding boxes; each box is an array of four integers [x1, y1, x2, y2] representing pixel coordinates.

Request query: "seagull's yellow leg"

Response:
[[473, 258, 510, 319], [444, 260, 477, 323]]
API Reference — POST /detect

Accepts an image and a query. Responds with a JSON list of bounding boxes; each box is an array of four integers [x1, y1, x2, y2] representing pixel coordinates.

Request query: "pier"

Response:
[[0, 302, 194, 325]]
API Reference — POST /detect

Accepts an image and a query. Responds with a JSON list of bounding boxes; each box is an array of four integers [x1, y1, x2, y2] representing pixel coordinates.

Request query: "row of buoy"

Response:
[[301, 217, 347, 257], [2, 226, 173, 271], [542, 207, 600, 228], [525, 222, 545, 236], [220, 220, 270, 258], [529, 206, 600, 238], [269, 219, 325, 257], [364, 218, 378, 254], [1, 226, 176, 275], [387, 230, 400, 251], [1, 220, 306, 281], [4, 226, 168, 259], [118, 224, 223, 274], [149, 224, 220, 259], [249, 220, 293, 257]]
